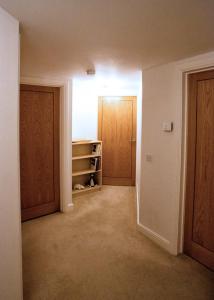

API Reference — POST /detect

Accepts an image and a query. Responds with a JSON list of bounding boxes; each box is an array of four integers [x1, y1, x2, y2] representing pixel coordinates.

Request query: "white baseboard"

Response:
[[136, 183, 140, 224], [137, 222, 172, 253], [64, 202, 74, 212]]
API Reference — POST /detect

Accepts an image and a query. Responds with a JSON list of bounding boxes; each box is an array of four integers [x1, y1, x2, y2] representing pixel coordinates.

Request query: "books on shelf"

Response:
[[90, 157, 101, 171], [72, 140, 102, 196], [92, 143, 101, 155]]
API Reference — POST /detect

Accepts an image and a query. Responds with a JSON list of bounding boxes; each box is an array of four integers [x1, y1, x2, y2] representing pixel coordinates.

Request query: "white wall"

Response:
[[139, 63, 180, 254], [72, 74, 141, 140], [72, 78, 98, 140], [139, 51, 214, 255], [0, 7, 23, 300], [136, 78, 143, 223]]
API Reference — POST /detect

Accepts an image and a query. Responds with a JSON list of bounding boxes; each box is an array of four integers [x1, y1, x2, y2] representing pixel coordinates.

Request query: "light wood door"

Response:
[[184, 70, 214, 270], [20, 85, 60, 221], [98, 96, 136, 186]]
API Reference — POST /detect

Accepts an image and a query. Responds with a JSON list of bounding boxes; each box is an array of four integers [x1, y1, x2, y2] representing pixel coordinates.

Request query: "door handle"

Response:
[[129, 139, 136, 143]]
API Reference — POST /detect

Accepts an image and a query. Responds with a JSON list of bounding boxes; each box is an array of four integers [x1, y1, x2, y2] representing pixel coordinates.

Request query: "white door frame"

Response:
[[20, 76, 73, 212], [175, 52, 214, 254]]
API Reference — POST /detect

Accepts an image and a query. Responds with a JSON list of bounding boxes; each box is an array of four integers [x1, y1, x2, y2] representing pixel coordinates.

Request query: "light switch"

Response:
[[146, 154, 152, 162], [162, 122, 173, 132]]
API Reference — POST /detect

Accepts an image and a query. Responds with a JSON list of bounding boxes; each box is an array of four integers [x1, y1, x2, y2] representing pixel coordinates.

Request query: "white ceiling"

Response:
[[1, 0, 214, 78]]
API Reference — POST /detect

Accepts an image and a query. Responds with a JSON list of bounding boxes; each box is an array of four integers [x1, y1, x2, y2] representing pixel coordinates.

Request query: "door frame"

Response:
[[98, 96, 136, 186], [20, 77, 73, 212], [183, 70, 214, 269], [175, 53, 214, 255]]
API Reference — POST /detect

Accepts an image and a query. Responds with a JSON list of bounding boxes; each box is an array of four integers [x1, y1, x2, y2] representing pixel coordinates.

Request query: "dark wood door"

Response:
[[98, 96, 136, 186], [184, 70, 214, 270], [20, 85, 60, 221]]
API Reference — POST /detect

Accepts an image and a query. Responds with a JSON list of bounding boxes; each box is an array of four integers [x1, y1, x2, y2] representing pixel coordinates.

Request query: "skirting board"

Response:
[[136, 183, 140, 224], [64, 203, 74, 212], [137, 222, 172, 254]]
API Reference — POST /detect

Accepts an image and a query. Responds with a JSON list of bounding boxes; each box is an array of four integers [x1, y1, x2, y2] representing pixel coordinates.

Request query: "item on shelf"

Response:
[[87, 174, 95, 187], [74, 184, 85, 190], [97, 144, 101, 155], [92, 144, 97, 155], [97, 157, 101, 170], [90, 157, 98, 170], [92, 143, 101, 155]]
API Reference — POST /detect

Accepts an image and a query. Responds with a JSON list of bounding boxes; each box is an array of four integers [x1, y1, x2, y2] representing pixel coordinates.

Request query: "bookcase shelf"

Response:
[[72, 140, 102, 145], [72, 154, 101, 160], [72, 185, 101, 195], [72, 140, 102, 198], [72, 169, 101, 177]]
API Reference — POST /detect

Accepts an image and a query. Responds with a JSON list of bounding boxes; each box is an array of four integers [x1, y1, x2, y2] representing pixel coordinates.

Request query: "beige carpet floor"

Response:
[[22, 186, 214, 300]]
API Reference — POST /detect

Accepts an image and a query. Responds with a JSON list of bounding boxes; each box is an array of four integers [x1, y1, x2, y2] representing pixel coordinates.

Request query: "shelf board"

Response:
[[72, 169, 101, 177], [72, 185, 101, 195], [72, 154, 101, 160], [72, 140, 102, 146]]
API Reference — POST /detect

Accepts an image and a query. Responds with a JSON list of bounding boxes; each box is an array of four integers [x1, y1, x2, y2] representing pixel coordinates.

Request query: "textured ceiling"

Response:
[[0, 0, 214, 78]]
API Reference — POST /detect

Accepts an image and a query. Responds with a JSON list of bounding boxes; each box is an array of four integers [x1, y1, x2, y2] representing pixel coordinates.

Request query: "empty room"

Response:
[[0, 1, 214, 300]]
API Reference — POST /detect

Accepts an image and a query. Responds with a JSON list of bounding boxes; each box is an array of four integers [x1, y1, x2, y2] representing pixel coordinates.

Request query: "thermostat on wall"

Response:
[[162, 122, 173, 132]]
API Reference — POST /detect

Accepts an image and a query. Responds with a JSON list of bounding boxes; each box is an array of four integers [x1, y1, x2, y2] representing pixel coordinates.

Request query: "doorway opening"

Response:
[[72, 69, 142, 200], [183, 69, 214, 271], [19, 81, 72, 221]]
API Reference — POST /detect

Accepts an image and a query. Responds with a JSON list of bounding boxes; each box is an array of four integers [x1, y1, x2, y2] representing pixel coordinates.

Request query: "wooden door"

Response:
[[98, 96, 136, 186], [20, 85, 60, 221], [184, 70, 214, 270]]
